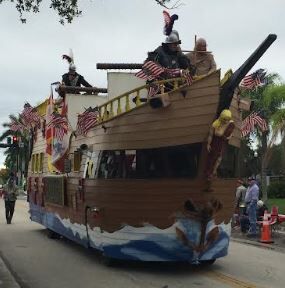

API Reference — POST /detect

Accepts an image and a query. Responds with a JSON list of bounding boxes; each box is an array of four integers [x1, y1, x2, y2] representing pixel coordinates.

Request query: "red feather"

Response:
[[163, 10, 171, 26], [163, 10, 179, 36]]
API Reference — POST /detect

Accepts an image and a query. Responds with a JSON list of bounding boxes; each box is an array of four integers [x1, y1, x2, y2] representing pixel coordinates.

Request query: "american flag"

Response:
[[135, 61, 165, 81], [21, 103, 41, 126], [76, 107, 99, 136], [166, 68, 181, 78], [181, 70, 193, 86], [147, 83, 160, 98], [241, 111, 268, 137], [9, 119, 25, 132], [47, 112, 68, 141], [240, 69, 267, 90], [166, 68, 193, 86]]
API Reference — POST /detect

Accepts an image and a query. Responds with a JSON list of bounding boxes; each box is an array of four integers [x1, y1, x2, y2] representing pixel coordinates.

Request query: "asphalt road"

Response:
[[1, 199, 285, 288]]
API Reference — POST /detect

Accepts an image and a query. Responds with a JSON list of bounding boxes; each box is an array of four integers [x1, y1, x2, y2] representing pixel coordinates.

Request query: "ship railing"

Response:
[[96, 77, 189, 123]]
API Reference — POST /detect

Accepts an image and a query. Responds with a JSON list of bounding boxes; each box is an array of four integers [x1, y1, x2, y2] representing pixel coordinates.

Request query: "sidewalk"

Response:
[[0, 255, 20, 288], [231, 225, 285, 253], [0, 197, 22, 288]]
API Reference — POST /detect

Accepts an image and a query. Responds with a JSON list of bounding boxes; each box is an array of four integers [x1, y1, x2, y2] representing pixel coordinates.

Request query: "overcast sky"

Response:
[[0, 0, 284, 168]]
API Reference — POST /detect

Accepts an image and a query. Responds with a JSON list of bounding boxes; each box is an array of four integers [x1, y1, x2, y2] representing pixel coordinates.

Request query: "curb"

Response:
[[231, 236, 285, 253], [0, 256, 20, 288]]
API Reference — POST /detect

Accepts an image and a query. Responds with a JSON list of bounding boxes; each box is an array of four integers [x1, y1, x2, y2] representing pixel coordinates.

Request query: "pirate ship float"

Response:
[[27, 34, 276, 263]]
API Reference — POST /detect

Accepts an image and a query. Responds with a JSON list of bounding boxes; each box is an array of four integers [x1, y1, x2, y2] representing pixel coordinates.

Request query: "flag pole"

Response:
[[194, 35, 197, 67]]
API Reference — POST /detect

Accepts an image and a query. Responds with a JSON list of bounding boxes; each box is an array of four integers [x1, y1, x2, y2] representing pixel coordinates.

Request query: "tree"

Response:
[[267, 144, 285, 175], [241, 74, 285, 200], [0, 0, 181, 24], [0, 114, 31, 185], [0, 168, 9, 185]]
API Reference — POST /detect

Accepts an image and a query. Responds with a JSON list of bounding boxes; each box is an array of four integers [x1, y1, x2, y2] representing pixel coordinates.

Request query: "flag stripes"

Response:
[[147, 83, 160, 98], [47, 113, 68, 141], [182, 70, 193, 86], [135, 61, 165, 81], [135, 61, 193, 88], [9, 120, 25, 132], [240, 69, 267, 90], [76, 107, 99, 136], [21, 103, 41, 126], [241, 111, 268, 137]]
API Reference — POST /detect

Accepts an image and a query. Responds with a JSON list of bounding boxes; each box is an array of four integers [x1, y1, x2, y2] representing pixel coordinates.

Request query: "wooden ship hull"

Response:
[[27, 34, 276, 262], [28, 70, 239, 262]]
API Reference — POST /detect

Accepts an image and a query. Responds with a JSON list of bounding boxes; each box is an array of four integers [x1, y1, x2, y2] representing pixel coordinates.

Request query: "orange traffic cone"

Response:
[[259, 214, 274, 244]]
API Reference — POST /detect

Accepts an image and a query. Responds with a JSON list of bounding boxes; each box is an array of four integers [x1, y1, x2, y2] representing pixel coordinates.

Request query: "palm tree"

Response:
[[241, 74, 285, 200], [0, 114, 31, 185]]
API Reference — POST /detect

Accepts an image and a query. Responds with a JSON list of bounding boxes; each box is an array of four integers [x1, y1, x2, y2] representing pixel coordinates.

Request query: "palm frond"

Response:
[[0, 129, 13, 142], [271, 108, 285, 130], [263, 85, 285, 113]]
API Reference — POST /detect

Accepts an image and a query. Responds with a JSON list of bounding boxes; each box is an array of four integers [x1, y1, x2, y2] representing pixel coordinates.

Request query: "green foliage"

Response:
[[0, 113, 31, 176], [0, 168, 9, 184], [0, 0, 176, 24], [238, 138, 259, 177], [267, 198, 285, 214], [0, 0, 82, 24], [267, 144, 285, 175], [267, 181, 285, 198]]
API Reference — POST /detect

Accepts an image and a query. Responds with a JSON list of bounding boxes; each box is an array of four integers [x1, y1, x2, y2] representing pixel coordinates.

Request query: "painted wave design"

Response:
[[29, 204, 230, 261]]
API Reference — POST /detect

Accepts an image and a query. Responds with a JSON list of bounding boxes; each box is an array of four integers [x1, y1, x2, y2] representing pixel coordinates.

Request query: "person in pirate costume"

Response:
[[186, 38, 216, 76], [136, 11, 194, 103], [147, 30, 191, 71], [146, 11, 193, 73], [61, 50, 92, 88], [62, 64, 92, 88]]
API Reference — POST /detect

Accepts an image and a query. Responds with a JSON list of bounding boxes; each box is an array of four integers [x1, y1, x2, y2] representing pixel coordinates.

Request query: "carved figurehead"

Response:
[[205, 109, 235, 180]]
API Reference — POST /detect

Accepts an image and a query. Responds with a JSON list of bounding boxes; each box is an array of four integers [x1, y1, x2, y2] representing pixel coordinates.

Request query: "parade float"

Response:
[[23, 22, 277, 263]]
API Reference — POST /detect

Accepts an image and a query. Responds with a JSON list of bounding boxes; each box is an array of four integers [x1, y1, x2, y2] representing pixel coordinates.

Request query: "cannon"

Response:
[[96, 63, 143, 70], [57, 85, 108, 96], [218, 34, 277, 114]]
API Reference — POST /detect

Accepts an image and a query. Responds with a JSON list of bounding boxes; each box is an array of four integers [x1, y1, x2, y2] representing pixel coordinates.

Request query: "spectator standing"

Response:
[[244, 177, 259, 236], [235, 179, 247, 210], [3, 173, 19, 224], [233, 179, 247, 227]]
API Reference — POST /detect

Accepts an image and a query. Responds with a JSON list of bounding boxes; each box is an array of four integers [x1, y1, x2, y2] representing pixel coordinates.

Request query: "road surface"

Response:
[[0, 199, 285, 288]]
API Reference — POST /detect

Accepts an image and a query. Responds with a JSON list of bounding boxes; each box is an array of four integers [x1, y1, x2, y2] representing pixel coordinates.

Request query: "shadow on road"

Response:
[[32, 228, 219, 276]]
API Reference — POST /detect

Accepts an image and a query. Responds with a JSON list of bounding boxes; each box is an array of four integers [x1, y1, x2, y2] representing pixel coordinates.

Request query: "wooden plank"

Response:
[[229, 136, 241, 147], [161, 87, 219, 103], [90, 133, 207, 150], [90, 103, 218, 134], [85, 125, 209, 144]]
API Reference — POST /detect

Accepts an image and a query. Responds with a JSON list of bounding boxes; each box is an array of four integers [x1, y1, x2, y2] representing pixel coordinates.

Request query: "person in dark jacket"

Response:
[[3, 173, 19, 224], [142, 30, 194, 101], [62, 64, 92, 88], [147, 30, 194, 72]]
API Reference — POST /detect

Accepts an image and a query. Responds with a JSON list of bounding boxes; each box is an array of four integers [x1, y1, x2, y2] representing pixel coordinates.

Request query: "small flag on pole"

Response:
[[76, 107, 99, 136], [135, 61, 165, 81], [241, 111, 268, 137], [147, 83, 160, 98], [240, 69, 267, 90]]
